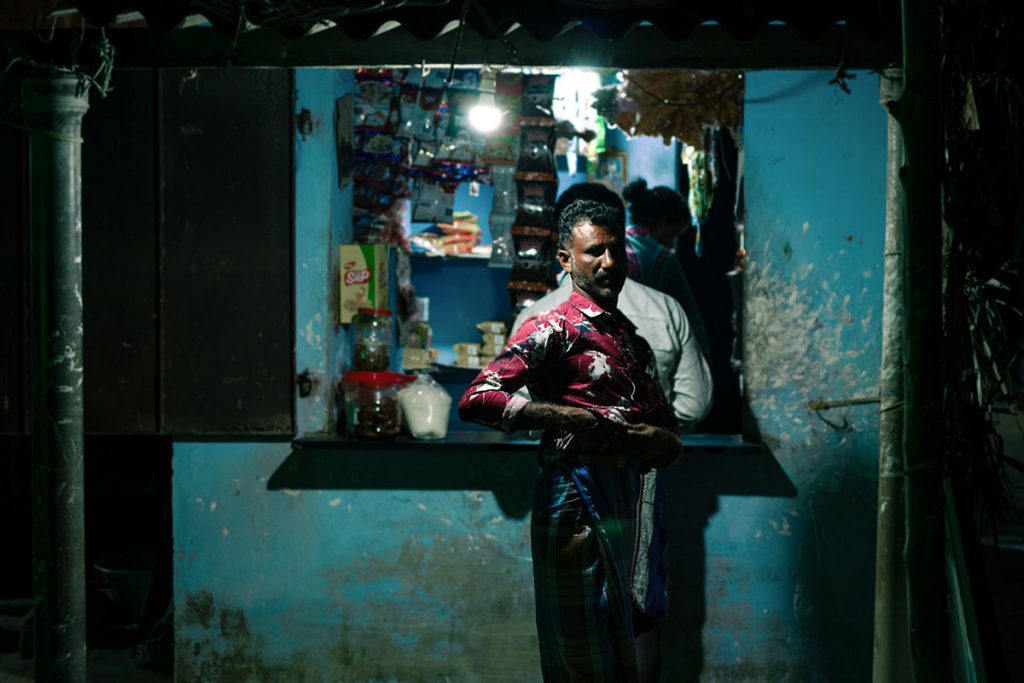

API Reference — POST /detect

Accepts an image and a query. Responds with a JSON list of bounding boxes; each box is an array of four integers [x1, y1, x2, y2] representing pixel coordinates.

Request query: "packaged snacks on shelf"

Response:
[[476, 321, 508, 335], [454, 354, 495, 369], [401, 347, 434, 371], [481, 332, 507, 346], [453, 342, 482, 356]]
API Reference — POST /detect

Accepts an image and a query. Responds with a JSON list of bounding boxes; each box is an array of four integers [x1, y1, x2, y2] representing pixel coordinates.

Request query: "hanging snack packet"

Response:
[[510, 224, 556, 284], [520, 74, 557, 117], [437, 69, 480, 139], [511, 225, 553, 264], [446, 87, 480, 138], [356, 130, 404, 160], [414, 86, 444, 141], [354, 70, 397, 131], [490, 163, 517, 216], [488, 214, 515, 269], [411, 140, 438, 169], [396, 80, 421, 139], [495, 72, 523, 137], [353, 161, 410, 213], [508, 280, 552, 315], [477, 73, 522, 163], [431, 132, 479, 182], [412, 181, 457, 224], [516, 119, 558, 176], [514, 179, 558, 228]]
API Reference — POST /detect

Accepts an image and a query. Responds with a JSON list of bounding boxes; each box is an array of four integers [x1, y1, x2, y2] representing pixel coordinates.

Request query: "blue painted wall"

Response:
[[173, 69, 888, 681], [293, 68, 354, 434], [695, 70, 886, 681]]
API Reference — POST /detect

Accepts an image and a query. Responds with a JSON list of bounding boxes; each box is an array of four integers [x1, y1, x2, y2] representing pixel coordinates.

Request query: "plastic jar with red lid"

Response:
[[339, 371, 412, 439]]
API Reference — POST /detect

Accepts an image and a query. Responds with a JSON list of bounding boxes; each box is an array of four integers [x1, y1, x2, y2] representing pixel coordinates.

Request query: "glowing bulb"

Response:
[[469, 93, 503, 133]]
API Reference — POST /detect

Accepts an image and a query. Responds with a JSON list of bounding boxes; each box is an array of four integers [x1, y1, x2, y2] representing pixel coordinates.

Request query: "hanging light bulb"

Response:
[[469, 66, 503, 133]]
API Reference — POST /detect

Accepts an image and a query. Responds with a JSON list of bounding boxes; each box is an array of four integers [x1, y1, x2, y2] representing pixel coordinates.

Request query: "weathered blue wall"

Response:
[[173, 69, 888, 681], [293, 68, 354, 434], [696, 70, 886, 681], [174, 442, 537, 680]]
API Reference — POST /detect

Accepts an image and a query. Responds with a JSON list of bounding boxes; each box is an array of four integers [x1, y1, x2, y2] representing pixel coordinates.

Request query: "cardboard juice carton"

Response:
[[340, 244, 390, 323]]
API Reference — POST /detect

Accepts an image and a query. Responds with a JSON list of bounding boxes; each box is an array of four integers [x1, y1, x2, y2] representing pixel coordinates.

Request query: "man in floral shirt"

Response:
[[459, 199, 683, 681]]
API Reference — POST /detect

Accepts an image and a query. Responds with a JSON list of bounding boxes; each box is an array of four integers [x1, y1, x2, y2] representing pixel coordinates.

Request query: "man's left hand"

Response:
[[623, 423, 682, 472]]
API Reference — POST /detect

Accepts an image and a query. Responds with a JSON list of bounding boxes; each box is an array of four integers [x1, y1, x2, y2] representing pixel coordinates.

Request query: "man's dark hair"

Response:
[[554, 182, 625, 221], [557, 198, 625, 250], [622, 178, 688, 227]]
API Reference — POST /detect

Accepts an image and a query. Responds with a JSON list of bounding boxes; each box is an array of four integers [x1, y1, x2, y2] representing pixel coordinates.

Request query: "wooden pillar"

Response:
[[22, 73, 90, 683]]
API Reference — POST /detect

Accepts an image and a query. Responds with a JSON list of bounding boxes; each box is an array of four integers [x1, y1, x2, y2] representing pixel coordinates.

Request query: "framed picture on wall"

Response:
[[591, 149, 628, 191]]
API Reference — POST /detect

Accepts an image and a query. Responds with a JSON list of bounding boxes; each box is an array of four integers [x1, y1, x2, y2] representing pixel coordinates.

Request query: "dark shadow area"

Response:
[[659, 441, 795, 682], [660, 479, 717, 682], [0, 435, 172, 670], [674, 441, 795, 498], [679, 128, 742, 435], [794, 456, 876, 682], [270, 433, 542, 517]]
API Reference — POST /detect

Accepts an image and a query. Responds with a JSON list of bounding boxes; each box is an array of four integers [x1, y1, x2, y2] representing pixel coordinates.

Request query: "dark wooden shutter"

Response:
[[82, 68, 160, 433], [158, 68, 293, 435]]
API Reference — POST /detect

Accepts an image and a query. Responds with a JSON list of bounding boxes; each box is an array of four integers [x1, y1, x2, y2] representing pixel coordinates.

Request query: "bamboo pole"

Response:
[[873, 68, 912, 683], [896, 0, 951, 680]]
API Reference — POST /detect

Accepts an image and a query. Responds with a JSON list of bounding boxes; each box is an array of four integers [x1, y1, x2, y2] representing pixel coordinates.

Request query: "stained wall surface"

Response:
[[173, 69, 887, 681]]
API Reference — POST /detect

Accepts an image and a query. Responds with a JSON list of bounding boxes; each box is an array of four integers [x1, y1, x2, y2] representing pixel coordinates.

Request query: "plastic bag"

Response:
[[397, 374, 452, 440]]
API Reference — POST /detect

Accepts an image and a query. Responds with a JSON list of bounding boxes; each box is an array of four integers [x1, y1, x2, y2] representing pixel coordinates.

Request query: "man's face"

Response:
[[558, 220, 627, 304]]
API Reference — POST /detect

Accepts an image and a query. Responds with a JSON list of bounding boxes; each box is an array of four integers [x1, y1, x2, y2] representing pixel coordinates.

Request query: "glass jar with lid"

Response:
[[351, 307, 392, 371], [339, 371, 410, 439]]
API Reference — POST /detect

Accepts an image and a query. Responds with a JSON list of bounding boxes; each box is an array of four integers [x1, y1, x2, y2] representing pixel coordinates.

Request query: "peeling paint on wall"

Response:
[[692, 70, 887, 681], [744, 240, 879, 439]]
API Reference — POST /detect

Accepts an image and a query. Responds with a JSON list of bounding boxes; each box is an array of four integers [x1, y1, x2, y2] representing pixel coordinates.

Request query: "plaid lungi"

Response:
[[531, 463, 648, 682]]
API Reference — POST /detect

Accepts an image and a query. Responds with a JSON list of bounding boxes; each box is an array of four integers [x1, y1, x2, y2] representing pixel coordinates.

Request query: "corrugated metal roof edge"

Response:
[[62, 2, 899, 44]]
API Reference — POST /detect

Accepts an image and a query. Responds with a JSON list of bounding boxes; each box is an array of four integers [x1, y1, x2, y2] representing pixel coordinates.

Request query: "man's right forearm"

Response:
[[513, 401, 596, 432]]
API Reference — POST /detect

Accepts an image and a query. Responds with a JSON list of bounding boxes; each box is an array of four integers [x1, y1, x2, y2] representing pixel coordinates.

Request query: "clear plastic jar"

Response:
[[340, 371, 409, 440], [351, 307, 392, 371]]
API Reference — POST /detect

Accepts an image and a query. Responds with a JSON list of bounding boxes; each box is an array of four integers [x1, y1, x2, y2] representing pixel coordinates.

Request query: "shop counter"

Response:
[[289, 431, 762, 453], [270, 433, 789, 517]]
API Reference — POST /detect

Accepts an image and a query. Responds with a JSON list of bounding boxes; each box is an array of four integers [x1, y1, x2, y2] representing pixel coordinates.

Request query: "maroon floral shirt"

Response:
[[458, 291, 676, 465]]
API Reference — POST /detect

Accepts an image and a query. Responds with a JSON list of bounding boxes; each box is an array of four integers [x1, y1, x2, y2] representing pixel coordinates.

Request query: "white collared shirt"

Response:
[[512, 277, 713, 431]]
